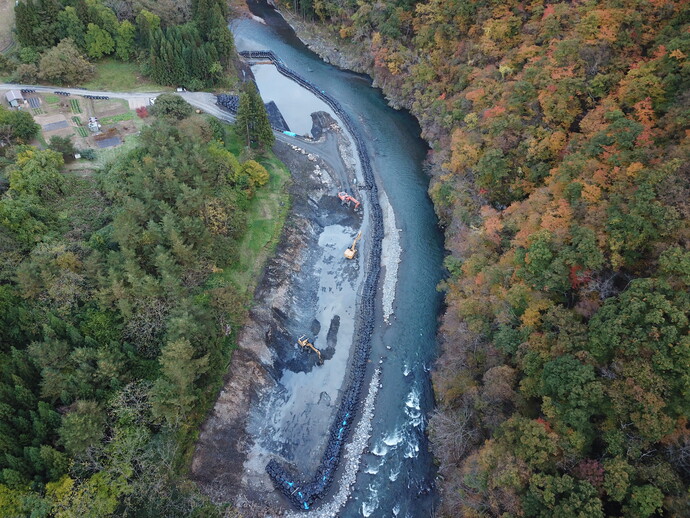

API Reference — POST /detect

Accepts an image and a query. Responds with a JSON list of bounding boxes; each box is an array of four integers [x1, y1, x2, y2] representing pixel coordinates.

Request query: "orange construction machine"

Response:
[[338, 191, 360, 210], [297, 335, 323, 364]]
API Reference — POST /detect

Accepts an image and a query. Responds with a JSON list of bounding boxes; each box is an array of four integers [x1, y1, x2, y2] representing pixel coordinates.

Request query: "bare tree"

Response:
[[666, 435, 690, 477], [428, 405, 478, 466]]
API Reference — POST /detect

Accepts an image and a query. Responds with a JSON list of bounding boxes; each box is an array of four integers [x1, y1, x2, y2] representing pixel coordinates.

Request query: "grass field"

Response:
[[225, 128, 244, 156], [226, 155, 291, 297], [94, 132, 140, 166], [44, 95, 60, 104], [83, 60, 170, 92], [208, 130, 292, 300], [99, 112, 135, 125], [52, 174, 106, 240]]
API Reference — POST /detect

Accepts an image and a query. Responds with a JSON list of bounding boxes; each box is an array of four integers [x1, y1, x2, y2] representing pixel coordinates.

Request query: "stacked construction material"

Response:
[[215, 93, 239, 113]]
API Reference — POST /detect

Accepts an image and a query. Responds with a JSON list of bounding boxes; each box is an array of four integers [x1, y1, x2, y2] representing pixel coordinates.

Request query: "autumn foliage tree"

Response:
[[291, 0, 690, 514]]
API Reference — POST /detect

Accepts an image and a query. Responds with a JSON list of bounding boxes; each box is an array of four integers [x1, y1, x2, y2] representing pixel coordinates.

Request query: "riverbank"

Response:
[[223, 6, 444, 516], [192, 117, 367, 512], [265, 5, 408, 111]]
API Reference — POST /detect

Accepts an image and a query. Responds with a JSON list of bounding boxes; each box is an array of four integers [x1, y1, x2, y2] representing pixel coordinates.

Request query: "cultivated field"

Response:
[[2, 90, 142, 157]]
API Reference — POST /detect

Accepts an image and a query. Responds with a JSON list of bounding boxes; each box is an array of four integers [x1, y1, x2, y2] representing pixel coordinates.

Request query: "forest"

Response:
[[6, 0, 234, 89], [0, 94, 278, 515], [283, 0, 690, 516]]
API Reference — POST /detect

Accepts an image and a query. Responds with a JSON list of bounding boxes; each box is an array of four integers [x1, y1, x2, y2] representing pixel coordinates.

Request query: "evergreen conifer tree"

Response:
[[15, 1, 39, 48], [235, 82, 274, 150], [252, 86, 275, 149]]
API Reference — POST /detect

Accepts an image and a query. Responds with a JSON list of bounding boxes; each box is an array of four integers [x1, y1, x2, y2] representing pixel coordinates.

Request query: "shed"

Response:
[[5, 90, 24, 108], [87, 117, 101, 133]]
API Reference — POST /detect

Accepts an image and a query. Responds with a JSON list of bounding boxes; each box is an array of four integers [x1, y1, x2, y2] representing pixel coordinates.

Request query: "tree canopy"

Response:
[[13, 0, 235, 89], [294, 0, 690, 515], [37, 38, 94, 85], [0, 112, 275, 515], [235, 82, 274, 150], [149, 93, 193, 120]]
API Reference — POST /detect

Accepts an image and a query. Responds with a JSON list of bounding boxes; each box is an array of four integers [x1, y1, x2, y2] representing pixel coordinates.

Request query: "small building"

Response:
[[5, 90, 24, 108], [87, 117, 101, 133]]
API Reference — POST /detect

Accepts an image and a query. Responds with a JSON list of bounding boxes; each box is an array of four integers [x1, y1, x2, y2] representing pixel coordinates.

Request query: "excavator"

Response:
[[297, 335, 323, 364], [338, 191, 361, 210], [344, 231, 362, 260]]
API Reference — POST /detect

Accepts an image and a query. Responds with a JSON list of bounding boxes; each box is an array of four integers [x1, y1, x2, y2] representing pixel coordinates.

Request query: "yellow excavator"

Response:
[[297, 335, 323, 364], [344, 231, 362, 260]]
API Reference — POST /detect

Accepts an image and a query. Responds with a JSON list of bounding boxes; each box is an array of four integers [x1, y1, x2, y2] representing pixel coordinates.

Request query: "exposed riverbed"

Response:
[[193, 3, 444, 517]]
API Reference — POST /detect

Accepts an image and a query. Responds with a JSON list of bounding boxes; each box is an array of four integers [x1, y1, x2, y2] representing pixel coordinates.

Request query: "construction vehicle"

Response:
[[297, 335, 322, 363], [344, 232, 362, 260], [338, 191, 361, 210]]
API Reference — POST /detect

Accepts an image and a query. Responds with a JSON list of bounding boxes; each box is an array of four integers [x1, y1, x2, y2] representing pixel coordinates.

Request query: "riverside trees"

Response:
[[236, 82, 275, 150]]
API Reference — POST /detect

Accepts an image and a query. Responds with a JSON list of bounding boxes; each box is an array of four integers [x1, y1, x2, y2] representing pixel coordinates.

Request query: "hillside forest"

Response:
[[4, 0, 235, 89], [283, 0, 690, 516], [0, 92, 279, 515]]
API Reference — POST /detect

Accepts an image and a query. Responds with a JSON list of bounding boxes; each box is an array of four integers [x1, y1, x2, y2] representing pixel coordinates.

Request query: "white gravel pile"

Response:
[[283, 368, 381, 518], [379, 190, 401, 324], [337, 137, 357, 176]]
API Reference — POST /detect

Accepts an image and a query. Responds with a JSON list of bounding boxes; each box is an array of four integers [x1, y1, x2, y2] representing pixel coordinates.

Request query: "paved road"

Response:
[[0, 83, 333, 153], [0, 83, 164, 101], [0, 83, 231, 122]]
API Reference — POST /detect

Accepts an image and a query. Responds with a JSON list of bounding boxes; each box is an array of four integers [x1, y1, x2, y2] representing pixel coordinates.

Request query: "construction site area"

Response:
[[192, 108, 369, 507]]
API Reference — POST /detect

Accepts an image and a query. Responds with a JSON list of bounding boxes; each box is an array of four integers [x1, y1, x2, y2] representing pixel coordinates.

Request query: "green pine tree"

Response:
[[15, 0, 39, 48], [235, 82, 274, 150]]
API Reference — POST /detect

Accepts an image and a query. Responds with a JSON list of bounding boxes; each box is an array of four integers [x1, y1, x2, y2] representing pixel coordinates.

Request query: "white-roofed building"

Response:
[[5, 90, 24, 108]]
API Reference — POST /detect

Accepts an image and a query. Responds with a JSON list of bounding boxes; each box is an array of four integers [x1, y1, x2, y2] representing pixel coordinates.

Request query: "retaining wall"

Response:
[[238, 49, 384, 511]]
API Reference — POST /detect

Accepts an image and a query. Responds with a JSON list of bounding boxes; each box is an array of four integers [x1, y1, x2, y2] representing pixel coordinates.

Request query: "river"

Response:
[[232, 3, 445, 516]]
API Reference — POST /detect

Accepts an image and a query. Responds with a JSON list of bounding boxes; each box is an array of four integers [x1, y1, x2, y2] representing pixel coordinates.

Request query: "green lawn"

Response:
[[83, 59, 170, 92], [51, 173, 105, 242], [225, 127, 244, 156], [44, 94, 60, 104], [208, 130, 292, 300], [100, 112, 135, 125]]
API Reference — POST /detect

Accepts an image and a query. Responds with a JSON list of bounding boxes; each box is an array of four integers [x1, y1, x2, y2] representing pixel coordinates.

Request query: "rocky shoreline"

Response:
[[270, 6, 408, 111], [193, 6, 411, 514], [283, 368, 380, 518]]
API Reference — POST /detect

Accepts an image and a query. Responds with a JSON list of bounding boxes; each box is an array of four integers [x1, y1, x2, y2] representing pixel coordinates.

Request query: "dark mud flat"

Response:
[[192, 120, 364, 510]]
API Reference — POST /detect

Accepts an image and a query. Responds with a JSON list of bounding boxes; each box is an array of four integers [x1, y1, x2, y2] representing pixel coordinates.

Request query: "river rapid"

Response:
[[232, 3, 444, 516]]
